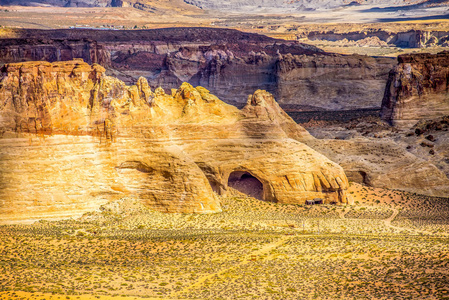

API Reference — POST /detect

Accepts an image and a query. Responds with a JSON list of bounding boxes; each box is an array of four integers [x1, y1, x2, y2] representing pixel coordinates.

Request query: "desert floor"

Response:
[[1, 183, 449, 299]]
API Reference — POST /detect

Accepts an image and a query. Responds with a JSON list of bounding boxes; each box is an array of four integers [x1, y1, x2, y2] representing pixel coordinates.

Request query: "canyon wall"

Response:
[[0, 59, 349, 223], [275, 53, 394, 110], [0, 28, 395, 110], [381, 51, 449, 128]]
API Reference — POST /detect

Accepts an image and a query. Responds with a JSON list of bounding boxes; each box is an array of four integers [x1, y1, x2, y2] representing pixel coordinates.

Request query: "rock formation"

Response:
[[0, 59, 349, 223], [381, 51, 449, 128], [0, 28, 395, 110]]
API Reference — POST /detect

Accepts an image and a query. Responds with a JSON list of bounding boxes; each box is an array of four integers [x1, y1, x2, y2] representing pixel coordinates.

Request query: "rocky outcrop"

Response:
[[0, 59, 349, 223], [381, 52, 449, 128], [0, 28, 395, 110]]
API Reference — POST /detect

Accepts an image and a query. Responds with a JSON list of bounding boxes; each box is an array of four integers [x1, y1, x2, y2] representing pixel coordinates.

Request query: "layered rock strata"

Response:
[[381, 52, 449, 128], [0, 59, 349, 223]]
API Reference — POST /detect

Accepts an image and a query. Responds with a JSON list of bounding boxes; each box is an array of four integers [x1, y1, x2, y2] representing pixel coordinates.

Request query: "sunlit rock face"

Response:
[[381, 52, 449, 129], [0, 59, 349, 223]]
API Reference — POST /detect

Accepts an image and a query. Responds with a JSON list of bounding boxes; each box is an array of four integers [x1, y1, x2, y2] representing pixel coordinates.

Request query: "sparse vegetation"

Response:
[[0, 184, 448, 299]]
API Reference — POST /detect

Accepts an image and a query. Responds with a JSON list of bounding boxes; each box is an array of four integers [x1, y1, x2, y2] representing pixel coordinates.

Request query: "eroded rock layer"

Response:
[[0, 60, 349, 223], [381, 51, 449, 128]]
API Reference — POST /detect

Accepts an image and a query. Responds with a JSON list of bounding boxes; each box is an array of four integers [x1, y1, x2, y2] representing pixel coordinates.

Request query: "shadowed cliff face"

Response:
[[381, 51, 449, 128], [0, 28, 395, 110], [275, 53, 394, 110], [0, 59, 350, 223]]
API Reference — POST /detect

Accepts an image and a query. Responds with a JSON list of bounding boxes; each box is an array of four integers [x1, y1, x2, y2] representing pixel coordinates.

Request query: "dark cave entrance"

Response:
[[347, 170, 370, 186], [227, 171, 264, 201]]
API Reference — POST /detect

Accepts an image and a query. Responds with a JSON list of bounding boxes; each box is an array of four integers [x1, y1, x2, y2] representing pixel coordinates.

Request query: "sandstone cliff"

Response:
[[0, 28, 395, 110], [0, 59, 349, 223], [381, 51, 449, 128]]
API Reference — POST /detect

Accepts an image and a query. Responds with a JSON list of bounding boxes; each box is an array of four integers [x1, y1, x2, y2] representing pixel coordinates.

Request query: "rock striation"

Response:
[[0, 59, 349, 223], [381, 51, 449, 128]]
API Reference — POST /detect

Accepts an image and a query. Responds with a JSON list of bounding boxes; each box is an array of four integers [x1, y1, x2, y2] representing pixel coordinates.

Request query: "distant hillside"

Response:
[[1, 0, 448, 10], [0, 0, 114, 6], [182, 0, 449, 12]]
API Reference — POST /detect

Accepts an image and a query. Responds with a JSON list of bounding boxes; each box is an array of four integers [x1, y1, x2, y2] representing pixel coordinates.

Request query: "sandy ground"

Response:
[[0, 184, 448, 299], [0, 291, 153, 300]]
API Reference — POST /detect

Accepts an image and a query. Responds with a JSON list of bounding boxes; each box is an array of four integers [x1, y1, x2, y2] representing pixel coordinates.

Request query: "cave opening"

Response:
[[227, 171, 264, 201], [359, 170, 369, 186]]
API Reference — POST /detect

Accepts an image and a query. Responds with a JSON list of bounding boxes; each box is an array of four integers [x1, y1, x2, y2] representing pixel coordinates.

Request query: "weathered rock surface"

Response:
[[0, 28, 395, 110], [0, 59, 349, 223], [381, 52, 449, 128]]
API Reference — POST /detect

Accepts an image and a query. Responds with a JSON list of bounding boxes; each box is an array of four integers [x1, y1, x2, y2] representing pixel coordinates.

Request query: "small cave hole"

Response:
[[347, 170, 370, 186], [228, 171, 264, 201]]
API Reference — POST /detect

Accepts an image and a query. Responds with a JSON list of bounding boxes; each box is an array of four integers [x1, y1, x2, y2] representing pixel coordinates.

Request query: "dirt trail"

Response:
[[384, 207, 399, 228], [338, 206, 348, 219], [383, 207, 448, 236]]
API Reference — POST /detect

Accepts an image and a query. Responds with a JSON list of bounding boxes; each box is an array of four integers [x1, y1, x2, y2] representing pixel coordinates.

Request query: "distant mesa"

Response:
[[0, 59, 349, 223]]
